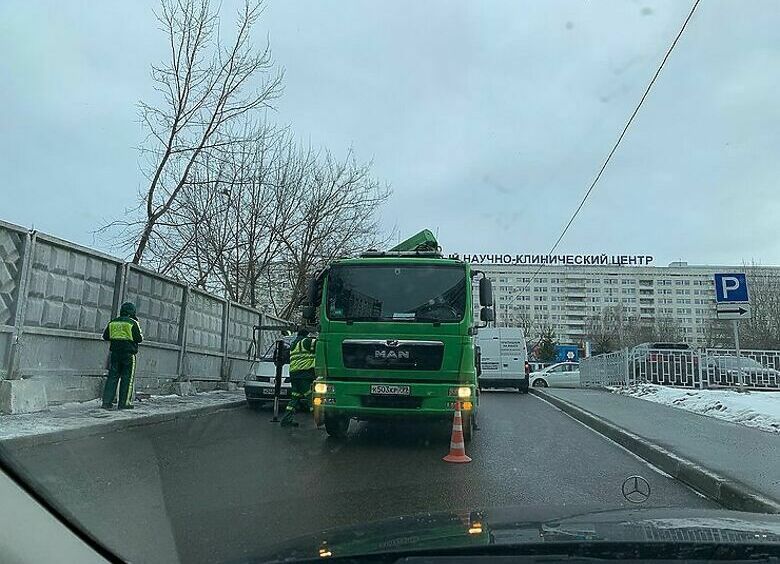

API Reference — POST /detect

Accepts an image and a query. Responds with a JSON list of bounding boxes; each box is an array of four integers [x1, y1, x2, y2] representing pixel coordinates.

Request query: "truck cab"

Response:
[[304, 231, 494, 441]]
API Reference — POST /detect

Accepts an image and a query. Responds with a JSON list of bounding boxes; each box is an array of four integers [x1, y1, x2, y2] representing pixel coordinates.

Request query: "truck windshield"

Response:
[[326, 264, 467, 322]]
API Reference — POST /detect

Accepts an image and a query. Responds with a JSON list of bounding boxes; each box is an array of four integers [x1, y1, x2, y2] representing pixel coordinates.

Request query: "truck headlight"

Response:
[[457, 386, 472, 398], [314, 382, 329, 394]]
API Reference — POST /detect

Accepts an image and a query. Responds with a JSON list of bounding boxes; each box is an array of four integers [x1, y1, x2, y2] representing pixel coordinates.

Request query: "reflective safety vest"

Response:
[[289, 337, 316, 372]]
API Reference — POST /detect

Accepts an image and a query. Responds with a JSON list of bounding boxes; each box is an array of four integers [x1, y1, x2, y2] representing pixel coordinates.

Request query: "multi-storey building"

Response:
[[470, 261, 778, 347]]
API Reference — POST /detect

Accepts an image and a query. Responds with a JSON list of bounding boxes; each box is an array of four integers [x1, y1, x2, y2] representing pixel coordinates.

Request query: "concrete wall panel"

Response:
[[0, 225, 25, 328], [187, 291, 224, 352], [183, 351, 222, 381], [228, 304, 259, 357], [24, 239, 118, 333], [125, 267, 183, 345]]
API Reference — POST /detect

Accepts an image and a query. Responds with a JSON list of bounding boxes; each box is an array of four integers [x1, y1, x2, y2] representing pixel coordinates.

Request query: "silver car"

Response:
[[529, 361, 580, 388]]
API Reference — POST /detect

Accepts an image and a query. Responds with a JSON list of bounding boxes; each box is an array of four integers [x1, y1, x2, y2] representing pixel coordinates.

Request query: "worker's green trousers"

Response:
[[102, 352, 136, 409], [280, 370, 314, 426]]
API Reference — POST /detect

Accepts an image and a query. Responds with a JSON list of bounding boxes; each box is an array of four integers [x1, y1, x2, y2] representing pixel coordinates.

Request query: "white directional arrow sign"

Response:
[[716, 303, 751, 320]]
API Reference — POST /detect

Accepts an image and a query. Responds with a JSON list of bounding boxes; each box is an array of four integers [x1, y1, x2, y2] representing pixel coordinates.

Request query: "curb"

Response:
[[531, 389, 780, 514], [0, 399, 247, 451]]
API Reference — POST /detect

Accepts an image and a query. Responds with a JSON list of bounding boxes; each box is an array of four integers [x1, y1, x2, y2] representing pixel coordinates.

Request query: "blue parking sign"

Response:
[[714, 273, 749, 303]]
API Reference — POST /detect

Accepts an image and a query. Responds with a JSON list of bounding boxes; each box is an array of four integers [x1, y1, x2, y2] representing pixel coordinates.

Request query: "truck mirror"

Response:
[[302, 305, 316, 322], [306, 277, 318, 307], [479, 277, 493, 306], [480, 307, 494, 322]]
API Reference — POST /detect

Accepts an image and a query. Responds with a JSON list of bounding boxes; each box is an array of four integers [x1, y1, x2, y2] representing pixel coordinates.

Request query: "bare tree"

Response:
[[739, 265, 780, 348], [513, 310, 540, 340], [125, 0, 283, 264], [274, 149, 392, 318], [584, 305, 683, 353], [584, 306, 624, 354], [135, 121, 391, 318]]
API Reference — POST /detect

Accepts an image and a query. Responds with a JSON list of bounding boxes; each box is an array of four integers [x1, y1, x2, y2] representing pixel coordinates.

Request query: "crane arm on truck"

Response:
[[389, 230, 440, 253]]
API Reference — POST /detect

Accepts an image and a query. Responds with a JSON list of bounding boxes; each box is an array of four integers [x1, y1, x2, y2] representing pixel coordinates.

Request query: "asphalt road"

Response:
[[2, 392, 715, 563]]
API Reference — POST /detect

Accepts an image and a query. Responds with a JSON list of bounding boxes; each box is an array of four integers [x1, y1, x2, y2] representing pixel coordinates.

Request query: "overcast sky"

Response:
[[2, 0, 779, 266]]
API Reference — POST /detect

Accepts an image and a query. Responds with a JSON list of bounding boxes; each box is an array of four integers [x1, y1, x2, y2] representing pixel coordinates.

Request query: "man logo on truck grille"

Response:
[[375, 349, 410, 360]]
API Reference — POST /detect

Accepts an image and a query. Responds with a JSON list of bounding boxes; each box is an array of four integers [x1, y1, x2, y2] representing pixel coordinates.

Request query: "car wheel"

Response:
[[532, 379, 548, 388], [324, 413, 350, 439]]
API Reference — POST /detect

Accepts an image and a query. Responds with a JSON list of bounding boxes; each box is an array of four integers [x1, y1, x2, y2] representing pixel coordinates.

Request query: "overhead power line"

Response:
[[517, 0, 701, 296]]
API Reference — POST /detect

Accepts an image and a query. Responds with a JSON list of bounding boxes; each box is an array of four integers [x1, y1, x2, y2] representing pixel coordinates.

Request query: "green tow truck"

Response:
[[303, 230, 495, 440]]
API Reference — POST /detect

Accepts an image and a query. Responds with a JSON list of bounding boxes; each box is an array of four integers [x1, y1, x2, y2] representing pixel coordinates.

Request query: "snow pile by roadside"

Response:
[[0, 391, 244, 442], [608, 384, 780, 433]]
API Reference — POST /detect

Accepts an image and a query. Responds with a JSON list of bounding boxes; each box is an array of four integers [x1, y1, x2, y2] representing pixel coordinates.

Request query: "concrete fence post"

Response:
[[7, 231, 37, 381], [176, 286, 190, 382], [220, 301, 230, 382]]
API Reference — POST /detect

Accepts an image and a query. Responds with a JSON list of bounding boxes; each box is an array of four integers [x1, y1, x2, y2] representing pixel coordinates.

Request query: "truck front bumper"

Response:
[[312, 380, 476, 419]]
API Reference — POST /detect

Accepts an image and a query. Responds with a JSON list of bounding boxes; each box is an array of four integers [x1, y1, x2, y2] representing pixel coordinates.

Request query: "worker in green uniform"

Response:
[[101, 302, 143, 410], [280, 329, 316, 428]]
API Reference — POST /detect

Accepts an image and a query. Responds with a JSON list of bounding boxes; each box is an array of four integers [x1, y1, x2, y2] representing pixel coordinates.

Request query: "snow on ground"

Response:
[[608, 384, 780, 434], [0, 391, 244, 442]]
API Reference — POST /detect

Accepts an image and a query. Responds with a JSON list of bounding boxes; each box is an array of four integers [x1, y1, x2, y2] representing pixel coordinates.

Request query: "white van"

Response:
[[476, 327, 530, 393]]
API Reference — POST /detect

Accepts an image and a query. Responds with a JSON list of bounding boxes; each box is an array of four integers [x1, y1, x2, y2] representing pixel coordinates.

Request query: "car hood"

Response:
[[253, 505, 780, 562]]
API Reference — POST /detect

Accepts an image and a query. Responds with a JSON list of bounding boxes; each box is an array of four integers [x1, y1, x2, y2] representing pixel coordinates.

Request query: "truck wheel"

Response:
[[324, 414, 350, 439], [518, 386, 529, 394], [313, 406, 324, 427]]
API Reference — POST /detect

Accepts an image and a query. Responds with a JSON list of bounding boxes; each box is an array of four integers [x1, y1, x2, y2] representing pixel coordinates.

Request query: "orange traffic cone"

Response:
[[443, 401, 471, 463]]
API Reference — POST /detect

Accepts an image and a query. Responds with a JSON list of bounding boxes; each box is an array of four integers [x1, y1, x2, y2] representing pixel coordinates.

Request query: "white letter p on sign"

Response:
[[722, 276, 740, 299]]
